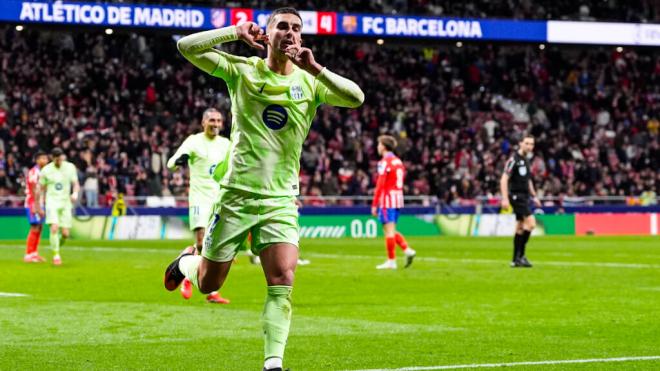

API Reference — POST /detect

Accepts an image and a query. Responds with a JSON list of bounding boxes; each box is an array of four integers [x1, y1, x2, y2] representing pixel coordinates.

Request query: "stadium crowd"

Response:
[[0, 24, 657, 207]]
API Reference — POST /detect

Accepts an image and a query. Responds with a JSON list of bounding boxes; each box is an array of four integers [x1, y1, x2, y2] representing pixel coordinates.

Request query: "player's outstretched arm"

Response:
[[284, 46, 364, 108], [317, 68, 365, 108], [177, 23, 268, 75], [167, 138, 193, 171]]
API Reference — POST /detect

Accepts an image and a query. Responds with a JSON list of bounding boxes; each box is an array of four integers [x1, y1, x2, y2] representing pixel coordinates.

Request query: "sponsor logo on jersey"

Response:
[[518, 166, 527, 176], [262, 104, 288, 130], [55, 183, 63, 191]]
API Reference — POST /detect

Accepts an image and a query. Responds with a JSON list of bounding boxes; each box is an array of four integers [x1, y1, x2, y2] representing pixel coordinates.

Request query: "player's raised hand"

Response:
[[284, 46, 323, 76], [236, 22, 268, 50]]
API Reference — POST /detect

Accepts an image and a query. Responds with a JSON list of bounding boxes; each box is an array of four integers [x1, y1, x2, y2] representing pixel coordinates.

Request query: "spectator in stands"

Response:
[[83, 166, 99, 207]]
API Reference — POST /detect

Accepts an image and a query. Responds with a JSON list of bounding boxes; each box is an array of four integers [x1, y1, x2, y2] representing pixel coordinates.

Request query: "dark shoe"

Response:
[[519, 256, 533, 268], [404, 248, 416, 268], [164, 246, 196, 291]]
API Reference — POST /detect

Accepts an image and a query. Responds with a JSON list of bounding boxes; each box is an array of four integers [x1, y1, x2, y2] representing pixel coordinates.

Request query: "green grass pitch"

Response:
[[1, 236, 659, 370]]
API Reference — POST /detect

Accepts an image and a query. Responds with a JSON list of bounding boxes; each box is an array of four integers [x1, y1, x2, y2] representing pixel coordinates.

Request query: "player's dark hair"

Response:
[[51, 147, 63, 157], [34, 151, 47, 160], [266, 7, 302, 27], [519, 133, 534, 143], [202, 108, 222, 122], [378, 135, 397, 152]]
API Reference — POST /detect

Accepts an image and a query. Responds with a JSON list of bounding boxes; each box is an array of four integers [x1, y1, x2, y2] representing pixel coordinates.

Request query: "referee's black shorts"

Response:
[[509, 193, 531, 221]]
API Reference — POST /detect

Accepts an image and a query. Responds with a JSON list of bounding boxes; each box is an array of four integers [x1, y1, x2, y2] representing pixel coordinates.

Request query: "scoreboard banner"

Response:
[[0, 1, 659, 45]]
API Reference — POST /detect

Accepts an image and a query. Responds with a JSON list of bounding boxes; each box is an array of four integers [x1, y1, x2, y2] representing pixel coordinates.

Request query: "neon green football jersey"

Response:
[[177, 26, 364, 196], [167, 132, 230, 205], [212, 53, 346, 196], [39, 161, 78, 207]]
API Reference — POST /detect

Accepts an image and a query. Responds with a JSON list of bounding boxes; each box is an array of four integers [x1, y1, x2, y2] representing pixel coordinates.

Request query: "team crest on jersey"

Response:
[[262, 104, 288, 130], [377, 162, 386, 174], [55, 183, 63, 190], [290, 85, 304, 100]]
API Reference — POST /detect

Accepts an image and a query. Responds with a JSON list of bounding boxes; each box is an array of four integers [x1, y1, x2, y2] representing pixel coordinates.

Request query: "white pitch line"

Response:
[[1, 245, 660, 269], [306, 252, 660, 270], [0, 292, 30, 297], [348, 355, 660, 371], [0, 244, 176, 254]]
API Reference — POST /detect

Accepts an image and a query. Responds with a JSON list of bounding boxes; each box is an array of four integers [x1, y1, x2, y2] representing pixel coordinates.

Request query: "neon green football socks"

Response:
[[263, 285, 293, 362], [49, 231, 60, 255]]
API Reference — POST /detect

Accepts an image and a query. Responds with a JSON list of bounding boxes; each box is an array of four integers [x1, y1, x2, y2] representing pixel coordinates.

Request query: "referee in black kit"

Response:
[[500, 134, 541, 268]]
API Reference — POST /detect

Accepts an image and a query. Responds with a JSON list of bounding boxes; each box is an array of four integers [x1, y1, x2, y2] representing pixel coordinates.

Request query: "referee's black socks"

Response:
[[513, 233, 524, 262], [521, 230, 531, 257]]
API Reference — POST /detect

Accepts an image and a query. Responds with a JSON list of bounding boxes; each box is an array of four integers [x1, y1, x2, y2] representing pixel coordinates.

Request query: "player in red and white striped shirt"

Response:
[[371, 135, 416, 269], [23, 151, 49, 262]]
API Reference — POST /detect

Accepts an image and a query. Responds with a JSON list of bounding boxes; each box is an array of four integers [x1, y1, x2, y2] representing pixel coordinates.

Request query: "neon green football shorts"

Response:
[[45, 203, 73, 228], [202, 188, 299, 262]]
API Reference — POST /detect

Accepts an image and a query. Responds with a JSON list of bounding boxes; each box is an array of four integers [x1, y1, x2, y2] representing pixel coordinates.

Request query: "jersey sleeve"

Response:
[[210, 51, 250, 84], [211, 139, 231, 183], [69, 164, 78, 183], [315, 68, 365, 108], [504, 157, 515, 176], [39, 168, 48, 185], [372, 161, 388, 208], [177, 26, 244, 85], [27, 169, 39, 184], [167, 136, 195, 170]]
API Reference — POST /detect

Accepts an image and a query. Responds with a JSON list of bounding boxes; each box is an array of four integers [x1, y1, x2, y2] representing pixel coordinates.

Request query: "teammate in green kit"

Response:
[[163, 8, 364, 370], [34, 148, 80, 266], [167, 108, 231, 304]]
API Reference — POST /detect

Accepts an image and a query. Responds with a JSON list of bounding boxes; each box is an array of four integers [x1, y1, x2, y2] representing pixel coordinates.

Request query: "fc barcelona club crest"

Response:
[[290, 85, 304, 100], [342, 16, 358, 34]]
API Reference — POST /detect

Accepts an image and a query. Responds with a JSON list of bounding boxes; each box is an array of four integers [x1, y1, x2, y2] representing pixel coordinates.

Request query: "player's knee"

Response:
[[268, 269, 295, 286], [515, 223, 524, 234], [50, 225, 59, 234], [61, 230, 70, 238], [526, 218, 536, 230]]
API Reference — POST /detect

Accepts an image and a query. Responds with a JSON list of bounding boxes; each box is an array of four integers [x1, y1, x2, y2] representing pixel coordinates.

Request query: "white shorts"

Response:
[[189, 203, 213, 231]]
